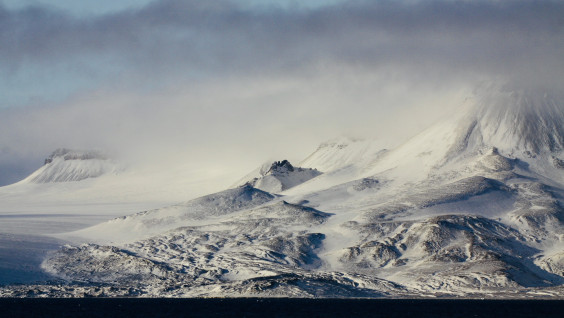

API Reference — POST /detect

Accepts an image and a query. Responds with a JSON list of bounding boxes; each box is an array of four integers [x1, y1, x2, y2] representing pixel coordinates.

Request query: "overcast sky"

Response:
[[1, 0, 563, 186]]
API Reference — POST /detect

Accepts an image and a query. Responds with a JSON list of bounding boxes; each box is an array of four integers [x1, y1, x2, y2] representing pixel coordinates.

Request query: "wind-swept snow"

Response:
[[300, 137, 388, 172], [66, 185, 276, 244]]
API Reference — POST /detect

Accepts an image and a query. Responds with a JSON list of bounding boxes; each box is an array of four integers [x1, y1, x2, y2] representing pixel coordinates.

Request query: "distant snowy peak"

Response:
[[235, 160, 322, 193], [24, 148, 119, 183], [300, 137, 387, 172], [452, 88, 564, 157]]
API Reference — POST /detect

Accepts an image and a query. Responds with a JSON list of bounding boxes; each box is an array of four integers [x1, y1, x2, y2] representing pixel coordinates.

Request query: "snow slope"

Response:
[[68, 185, 276, 244], [299, 137, 388, 172]]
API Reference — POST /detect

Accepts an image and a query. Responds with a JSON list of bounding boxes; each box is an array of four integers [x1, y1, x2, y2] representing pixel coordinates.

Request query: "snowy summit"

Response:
[[23, 148, 119, 183], [234, 160, 322, 193]]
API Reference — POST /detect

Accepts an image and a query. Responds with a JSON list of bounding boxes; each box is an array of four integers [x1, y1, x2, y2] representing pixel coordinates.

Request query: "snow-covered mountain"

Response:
[[4, 86, 564, 298], [470, 88, 564, 155], [233, 160, 322, 193], [22, 148, 120, 183]]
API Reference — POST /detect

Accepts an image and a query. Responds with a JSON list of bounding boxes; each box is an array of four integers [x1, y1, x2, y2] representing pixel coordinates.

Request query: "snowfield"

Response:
[[2, 87, 564, 298]]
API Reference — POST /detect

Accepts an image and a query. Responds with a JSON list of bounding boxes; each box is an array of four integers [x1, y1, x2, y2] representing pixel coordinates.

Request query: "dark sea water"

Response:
[[1, 298, 563, 318], [0, 233, 61, 285]]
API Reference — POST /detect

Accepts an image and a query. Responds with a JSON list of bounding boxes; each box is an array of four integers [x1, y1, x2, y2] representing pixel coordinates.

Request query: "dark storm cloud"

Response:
[[1, 0, 563, 84]]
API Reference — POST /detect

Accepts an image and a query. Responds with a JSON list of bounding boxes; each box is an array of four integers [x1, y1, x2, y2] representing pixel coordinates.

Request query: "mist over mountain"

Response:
[[2, 0, 564, 189], [459, 86, 564, 155]]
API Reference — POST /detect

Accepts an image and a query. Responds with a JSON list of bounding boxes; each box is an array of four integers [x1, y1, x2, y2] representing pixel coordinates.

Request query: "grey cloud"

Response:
[[1, 0, 563, 84]]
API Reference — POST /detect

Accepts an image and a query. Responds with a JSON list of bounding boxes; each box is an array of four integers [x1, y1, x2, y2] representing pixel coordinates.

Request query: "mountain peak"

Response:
[[472, 87, 564, 154], [445, 87, 564, 159], [265, 160, 294, 175], [234, 160, 322, 193], [24, 148, 118, 183]]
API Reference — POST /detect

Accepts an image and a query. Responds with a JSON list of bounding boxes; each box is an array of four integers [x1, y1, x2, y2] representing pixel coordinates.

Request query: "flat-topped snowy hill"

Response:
[[22, 149, 119, 183]]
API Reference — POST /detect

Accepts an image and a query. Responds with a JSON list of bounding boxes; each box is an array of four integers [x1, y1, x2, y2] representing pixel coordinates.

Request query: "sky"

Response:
[[1, 0, 563, 186]]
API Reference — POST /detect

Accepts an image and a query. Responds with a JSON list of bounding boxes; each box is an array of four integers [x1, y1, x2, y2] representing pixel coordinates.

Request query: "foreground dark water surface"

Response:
[[0, 233, 61, 285], [1, 298, 564, 318]]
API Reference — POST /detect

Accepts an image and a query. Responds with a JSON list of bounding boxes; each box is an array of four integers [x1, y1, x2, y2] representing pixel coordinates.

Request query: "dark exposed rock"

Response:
[[266, 160, 294, 174], [44, 148, 108, 165]]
